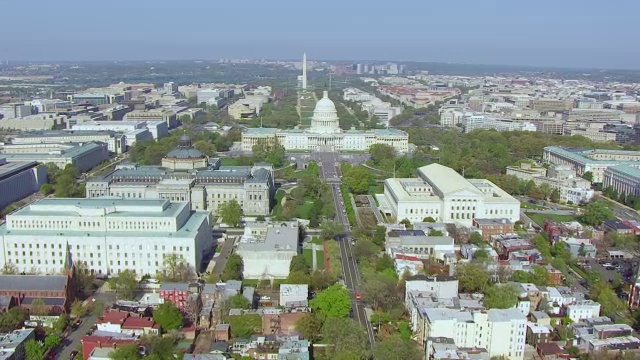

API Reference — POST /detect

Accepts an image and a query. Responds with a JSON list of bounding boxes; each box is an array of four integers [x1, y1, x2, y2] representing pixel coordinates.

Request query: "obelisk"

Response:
[[302, 53, 307, 90]]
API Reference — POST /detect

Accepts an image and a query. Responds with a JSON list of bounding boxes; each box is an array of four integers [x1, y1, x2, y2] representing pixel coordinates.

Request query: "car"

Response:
[[69, 350, 79, 360], [71, 320, 81, 329], [355, 292, 362, 300]]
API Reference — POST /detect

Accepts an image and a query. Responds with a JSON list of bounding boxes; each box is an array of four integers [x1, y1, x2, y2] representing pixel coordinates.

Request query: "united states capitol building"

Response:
[[86, 135, 274, 215], [241, 91, 409, 153]]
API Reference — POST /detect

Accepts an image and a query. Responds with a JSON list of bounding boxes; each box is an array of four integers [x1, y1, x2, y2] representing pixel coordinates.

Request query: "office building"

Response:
[[378, 163, 520, 226], [241, 91, 409, 153], [0, 103, 32, 119], [0, 158, 47, 210], [10, 130, 126, 154], [236, 221, 300, 279], [0, 142, 109, 172], [0, 198, 213, 277], [86, 136, 274, 215], [423, 308, 526, 360], [544, 146, 640, 183]]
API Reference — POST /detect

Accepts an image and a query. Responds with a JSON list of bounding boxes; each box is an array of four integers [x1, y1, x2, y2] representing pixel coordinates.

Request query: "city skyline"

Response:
[[2, 0, 640, 69]]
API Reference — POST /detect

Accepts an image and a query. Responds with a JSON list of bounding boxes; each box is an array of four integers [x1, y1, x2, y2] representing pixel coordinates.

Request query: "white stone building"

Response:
[[10, 130, 127, 154], [378, 163, 520, 226], [279, 284, 308, 308], [86, 136, 274, 215], [0, 198, 213, 277], [241, 91, 409, 153], [566, 300, 601, 323], [236, 221, 300, 279], [543, 146, 640, 183], [422, 308, 527, 360]]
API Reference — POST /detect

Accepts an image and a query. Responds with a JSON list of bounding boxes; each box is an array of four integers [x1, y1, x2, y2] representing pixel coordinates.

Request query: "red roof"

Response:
[[395, 254, 421, 261], [97, 310, 129, 325], [122, 316, 159, 329], [80, 335, 137, 360]]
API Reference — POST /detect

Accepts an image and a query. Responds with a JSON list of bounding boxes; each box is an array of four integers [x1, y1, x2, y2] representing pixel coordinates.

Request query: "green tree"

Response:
[[252, 138, 285, 167], [153, 302, 184, 331], [221, 253, 244, 281], [52, 315, 69, 335], [217, 199, 243, 227], [1, 262, 18, 274], [456, 262, 490, 293], [321, 317, 368, 359], [550, 188, 560, 203], [342, 165, 372, 194], [579, 201, 615, 226], [310, 284, 352, 319], [193, 139, 216, 157], [372, 225, 387, 247], [289, 254, 311, 274], [310, 270, 335, 290], [158, 253, 196, 282], [483, 284, 520, 309], [369, 143, 396, 164], [75, 261, 95, 295], [295, 313, 324, 342], [372, 336, 423, 360], [361, 272, 398, 311], [70, 299, 87, 319], [473, 248, 490, 262], [40, 183, 54, 195], [468, 232, 484, 246], [229, 314, 262, 338], [320, 220, 343, 240], [228, 294, 251, 309], [511, 266, 551, 286], [29, 298, 48, 316], [24, 340, 45, 360], [44, 333, 61, 350], [352, 239, 379, 261], [0, 307, 28, 332], [399, 218, 413, 230], [109, 343, 142, 360], [423, 216, 436, 222], [578, 243, 587, 257], [582, 171, 594, 183], [108, 269, 138, 300]]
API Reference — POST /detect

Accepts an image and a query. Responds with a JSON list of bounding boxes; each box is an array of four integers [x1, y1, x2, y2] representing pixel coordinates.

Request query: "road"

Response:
[[319, 153, 376, 346], [366, 195, 385, 225], [56, 290, 117, 360], [211, 235, 236, 276], [596, 194, 640, 222]]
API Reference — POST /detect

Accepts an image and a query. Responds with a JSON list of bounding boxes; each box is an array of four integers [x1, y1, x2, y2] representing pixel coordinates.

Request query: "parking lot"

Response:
[[581, 258, 638, 287]]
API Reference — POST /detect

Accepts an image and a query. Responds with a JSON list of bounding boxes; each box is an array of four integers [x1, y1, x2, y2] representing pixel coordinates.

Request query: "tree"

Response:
[[352, 239, 379, 261], [289, 254, 311, 274], [295, 313, 324, 342], [342, 165, 372, 194], [108, 269, 138, 300], [473, 248, 490, 262], [321, 317, 368, 359], [52, 315, 69, 335], [455, 262, 490, 293], [361, 272, 398, 311], [369, 143, 396, 164], [579, 201, 615, 226], [512, 266, 551, 286], [399, 218, 413, 230], [193, 139, 216, 157], [320, 220, 343, 240], [468, 232, 484, 246], [252, 138, 285, 167], [109, 343, 142, 360], [40, 183, 54, 195], [29, 298, 48, 316], [217, 199, 243, 227], [310, 270, 335, 290], [229, 314, 262, 338], [428, 229, 444, 236], [153, 302, 184, 331], [0, 307, 28, 332], [423, 216, 436, 222], [228, 294, 251, 309], [44, 333, 61, 350], [582, 171, 594, 183], [158, 253, 196, 282], [71, 299, 87, 319], [372, 225, 386, 247], [550, 188, 560, 203], [372, 336, 423, 360], [25, 340, 46, 360], [483, 284, 520, 309], [221, 253, 243, 281], [1, 262, 18, 275], [75, 261, 95, 295], [578, 243, 587, 257], [309, 284, 352, 319]]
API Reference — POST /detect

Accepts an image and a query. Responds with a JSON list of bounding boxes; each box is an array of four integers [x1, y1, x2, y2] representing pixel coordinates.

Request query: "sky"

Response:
[[2, 0, 640, 69]]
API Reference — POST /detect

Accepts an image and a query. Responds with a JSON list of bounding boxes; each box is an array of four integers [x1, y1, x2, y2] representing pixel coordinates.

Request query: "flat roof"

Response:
[[0, 159, 39, 181]]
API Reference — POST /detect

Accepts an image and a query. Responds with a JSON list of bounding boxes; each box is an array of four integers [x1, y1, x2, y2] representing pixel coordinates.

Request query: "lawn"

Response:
[[525, 212, 579, 227], [271, 190, 286, 217], [303, 247, 325, 270], [296, 200, 315, 219], [309, 236, 323, 245], [220, 157, 239, 166], [368, 184, 384, 196]]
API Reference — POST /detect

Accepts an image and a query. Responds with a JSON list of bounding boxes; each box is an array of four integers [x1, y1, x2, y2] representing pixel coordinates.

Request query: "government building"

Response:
[[377, 163, 520, 226], [0, 198, 212, 277], [241, 91, 409, 153], [86, 135, 274, 215]]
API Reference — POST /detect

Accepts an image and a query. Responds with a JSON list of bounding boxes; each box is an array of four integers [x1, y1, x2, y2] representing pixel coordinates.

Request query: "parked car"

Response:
[[355, 292, 362, 300], [71, 320, 81, 330], [69, 350, 79, 360]]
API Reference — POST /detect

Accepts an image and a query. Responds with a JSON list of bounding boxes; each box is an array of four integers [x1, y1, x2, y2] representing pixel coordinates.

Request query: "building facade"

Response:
[[543, 146, 640, 183], [0, 158, 47, 210], [0, 142, 109, 172], [0, 198, 212, 277], [241, 91, 409, 153], [86, 137, 274, 215], [378, 163, 520, 226], [10, 130, 126, 154]]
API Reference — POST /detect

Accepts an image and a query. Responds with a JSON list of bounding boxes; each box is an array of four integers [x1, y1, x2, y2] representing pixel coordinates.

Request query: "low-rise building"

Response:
[[566, 300, 601, 322], [385, 229, 455, 260], [0, 328, 35, 360], [279, 284, 308, 308], [473, 218, 514, 241], [506, 163, 547, 181], [236, 222, 299, 279]]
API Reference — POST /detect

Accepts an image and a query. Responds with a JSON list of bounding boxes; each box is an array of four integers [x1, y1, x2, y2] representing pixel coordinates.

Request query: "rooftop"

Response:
[[0, 275, 68, 292]]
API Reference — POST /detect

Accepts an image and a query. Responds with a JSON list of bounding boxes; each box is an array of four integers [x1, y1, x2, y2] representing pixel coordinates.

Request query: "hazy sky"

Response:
[[2, 0, 639, 69]]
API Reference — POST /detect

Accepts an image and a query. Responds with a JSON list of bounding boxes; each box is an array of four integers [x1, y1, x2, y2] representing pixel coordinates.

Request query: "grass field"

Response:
[[298, 91, 316, 126], [303, 247, 325, 270], [296, 201, 314, 219], [309, 236, 323, 245], [525, 212, 579, 227], [271, 190, 286, 217], [368, 184, 384, 196], [220, 157, 240, 166]]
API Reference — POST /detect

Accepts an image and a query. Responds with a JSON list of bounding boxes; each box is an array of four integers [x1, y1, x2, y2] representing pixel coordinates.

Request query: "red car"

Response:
[[355, 292, 362, 300]]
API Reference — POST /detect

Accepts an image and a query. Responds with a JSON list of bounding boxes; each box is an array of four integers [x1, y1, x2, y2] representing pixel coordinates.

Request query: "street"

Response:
[[56, 290, 117, 360], [211, 235, 236, 276], [319, 154, 376, 346]]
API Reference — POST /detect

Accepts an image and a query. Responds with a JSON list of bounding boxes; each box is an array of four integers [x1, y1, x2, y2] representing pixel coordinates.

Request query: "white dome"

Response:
[[314, 91, 337, 113]]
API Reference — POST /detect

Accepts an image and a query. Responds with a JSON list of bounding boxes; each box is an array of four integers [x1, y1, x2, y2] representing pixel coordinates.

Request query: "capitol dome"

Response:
[[310, 91, 341, 134]]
